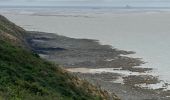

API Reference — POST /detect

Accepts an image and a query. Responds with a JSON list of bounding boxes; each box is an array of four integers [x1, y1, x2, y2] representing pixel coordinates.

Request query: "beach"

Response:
[[24, 31, 169, 100]]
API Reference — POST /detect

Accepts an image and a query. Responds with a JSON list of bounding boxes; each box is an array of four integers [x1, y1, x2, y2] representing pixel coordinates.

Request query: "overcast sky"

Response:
[[0, 0, 170, 7]]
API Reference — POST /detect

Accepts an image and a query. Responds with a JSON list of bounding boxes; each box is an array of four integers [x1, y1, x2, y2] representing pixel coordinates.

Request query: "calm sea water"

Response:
[[1, 7, 170, 85]]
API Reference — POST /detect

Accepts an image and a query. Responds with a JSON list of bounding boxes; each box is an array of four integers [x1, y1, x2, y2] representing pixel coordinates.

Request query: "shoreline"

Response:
[[3, 11, 170, 84], [3, 11, 170, 83], [25, 31, 170, 100]]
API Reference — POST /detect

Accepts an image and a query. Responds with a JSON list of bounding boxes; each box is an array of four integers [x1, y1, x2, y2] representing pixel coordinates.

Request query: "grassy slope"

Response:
[[0, 15, 118, 100]]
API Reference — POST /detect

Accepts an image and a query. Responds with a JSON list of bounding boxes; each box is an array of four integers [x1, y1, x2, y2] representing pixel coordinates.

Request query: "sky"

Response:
[[1, 0, 170, 7]]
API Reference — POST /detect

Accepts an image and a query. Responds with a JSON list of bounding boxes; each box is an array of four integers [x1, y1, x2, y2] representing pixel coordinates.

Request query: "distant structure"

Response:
[[125, 5, 132, 9]]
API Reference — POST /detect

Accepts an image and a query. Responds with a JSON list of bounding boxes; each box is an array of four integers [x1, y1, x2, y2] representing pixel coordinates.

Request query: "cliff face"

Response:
[[0, 15, 119, 100]]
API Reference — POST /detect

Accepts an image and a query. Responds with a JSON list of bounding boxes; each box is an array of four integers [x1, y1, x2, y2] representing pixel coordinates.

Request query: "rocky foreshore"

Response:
[[25, 31, 170, 100]]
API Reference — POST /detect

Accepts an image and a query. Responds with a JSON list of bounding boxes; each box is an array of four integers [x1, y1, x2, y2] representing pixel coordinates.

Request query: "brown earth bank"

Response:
[[25, 31, 170, 100]]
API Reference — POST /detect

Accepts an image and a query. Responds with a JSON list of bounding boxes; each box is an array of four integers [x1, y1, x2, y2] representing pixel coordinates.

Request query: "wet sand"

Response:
[[25, 31, 170, 100]]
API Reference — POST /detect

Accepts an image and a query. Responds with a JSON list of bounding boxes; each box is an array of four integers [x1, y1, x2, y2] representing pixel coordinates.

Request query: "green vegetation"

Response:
[[0, 15, 116, 100], [0, 39, 108, 100]]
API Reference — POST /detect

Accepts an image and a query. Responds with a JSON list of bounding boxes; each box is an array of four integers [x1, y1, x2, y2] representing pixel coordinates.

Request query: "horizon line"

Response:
[[1, 5, 170, 9]]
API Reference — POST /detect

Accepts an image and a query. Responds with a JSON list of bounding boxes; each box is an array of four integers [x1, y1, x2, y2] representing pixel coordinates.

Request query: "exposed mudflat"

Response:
[[25, 31, 170, 100]]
